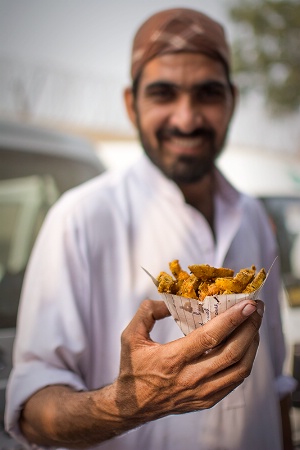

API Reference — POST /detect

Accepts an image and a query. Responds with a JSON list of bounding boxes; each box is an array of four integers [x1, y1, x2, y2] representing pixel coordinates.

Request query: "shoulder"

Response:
[[216, 168, 271, 226], [240, 192, 271, 226], [47, 165, 135, 226]]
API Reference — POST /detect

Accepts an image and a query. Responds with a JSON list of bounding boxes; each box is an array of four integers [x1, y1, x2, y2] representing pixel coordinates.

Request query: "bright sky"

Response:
[[0, 0, 228, 78], [0, 0, 299, 153]]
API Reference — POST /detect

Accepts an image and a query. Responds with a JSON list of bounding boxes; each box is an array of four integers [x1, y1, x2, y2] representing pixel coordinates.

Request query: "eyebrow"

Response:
[[144, 79, 229, 93]]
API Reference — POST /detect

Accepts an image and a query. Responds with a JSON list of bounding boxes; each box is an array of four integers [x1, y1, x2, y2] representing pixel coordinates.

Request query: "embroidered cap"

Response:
[[131, 8, 231, 82]]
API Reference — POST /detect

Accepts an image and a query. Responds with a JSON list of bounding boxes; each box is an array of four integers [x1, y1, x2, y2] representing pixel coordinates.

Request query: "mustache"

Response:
[[157, 127, 215, 140]]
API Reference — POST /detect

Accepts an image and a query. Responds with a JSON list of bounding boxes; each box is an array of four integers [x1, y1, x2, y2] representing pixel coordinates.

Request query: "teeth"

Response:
[[171, 137, 204, 148]]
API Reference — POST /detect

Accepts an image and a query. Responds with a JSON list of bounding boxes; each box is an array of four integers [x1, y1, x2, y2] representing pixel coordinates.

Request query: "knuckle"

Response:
[[205, 399, 216, 409], [199, 331, 220, 350], [235, 336, 260, 380], [224, 344, 242, 366], [139, 298, 158, 319], [227, 314, 242, 329], [164, 345, 184, 372], [120, 328, 132, 348], [162, 354, 181, 376], [254, 332, 260, 346], [140, 298, 154, 310], [237, 363, 252, 380]]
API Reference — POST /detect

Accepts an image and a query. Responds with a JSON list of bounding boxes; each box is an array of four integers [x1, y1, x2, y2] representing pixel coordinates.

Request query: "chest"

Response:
[[84, 198, 266, 388]]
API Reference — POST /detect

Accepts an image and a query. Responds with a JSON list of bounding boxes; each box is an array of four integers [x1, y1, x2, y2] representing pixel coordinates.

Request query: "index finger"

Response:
[[174, 299, 264, 360]]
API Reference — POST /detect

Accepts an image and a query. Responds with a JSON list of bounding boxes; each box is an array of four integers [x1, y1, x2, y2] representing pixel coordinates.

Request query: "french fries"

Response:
[[157, 260, 266, 302]]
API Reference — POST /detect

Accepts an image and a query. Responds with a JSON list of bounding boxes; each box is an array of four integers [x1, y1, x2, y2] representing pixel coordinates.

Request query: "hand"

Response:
[[19, 299, 263, 448], [116, 298, 264, 422]]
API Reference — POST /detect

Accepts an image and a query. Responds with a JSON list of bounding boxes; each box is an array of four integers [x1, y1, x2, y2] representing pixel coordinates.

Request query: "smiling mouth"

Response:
[[170, 136, 206, 149], [163, 135, 210, 156]]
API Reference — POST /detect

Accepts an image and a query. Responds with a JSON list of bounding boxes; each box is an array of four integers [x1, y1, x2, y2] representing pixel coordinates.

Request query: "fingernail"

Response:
[[242, 303, 257, 317]]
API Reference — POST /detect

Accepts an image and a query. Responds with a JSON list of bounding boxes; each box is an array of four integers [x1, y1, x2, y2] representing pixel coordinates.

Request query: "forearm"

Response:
[[20, 384, 150, 448]]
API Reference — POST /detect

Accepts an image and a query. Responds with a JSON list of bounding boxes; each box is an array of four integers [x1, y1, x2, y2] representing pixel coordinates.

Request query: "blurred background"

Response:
[[0, 0, 300, 157], [1, 0, 300, 448]]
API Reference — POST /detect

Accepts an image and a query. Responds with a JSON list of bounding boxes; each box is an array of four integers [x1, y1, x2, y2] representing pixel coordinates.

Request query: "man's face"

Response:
[[125, 52, 236, 184]]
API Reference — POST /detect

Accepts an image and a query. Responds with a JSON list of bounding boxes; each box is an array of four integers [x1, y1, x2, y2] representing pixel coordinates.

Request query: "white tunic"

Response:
[[6, 154, 287, 450]]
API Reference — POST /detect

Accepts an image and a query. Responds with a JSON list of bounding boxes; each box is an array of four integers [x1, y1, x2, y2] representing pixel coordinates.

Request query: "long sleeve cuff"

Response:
[[274, 374, 298, 399]]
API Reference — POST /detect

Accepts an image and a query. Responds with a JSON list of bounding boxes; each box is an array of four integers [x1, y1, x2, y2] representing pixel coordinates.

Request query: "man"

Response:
[[5, 7, 293, 450]]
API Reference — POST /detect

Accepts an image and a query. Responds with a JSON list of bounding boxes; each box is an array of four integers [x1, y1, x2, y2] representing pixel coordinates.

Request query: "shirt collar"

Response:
[[131, 153, 243, 266], [133, 153, 242, 208], [133, 153, 186, 203], [213, 169, 243, 265]]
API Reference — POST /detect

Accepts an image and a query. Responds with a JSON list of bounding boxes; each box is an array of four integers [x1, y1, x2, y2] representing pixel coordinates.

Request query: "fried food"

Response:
[[156, 260, 266, 301], [243, 268, 266, 293], [213, 266, 256, 294], [188, 264, 234, 280], [157, 271, 176, 294], [177, 274, 200, 299], [169, 259, 190, 291], [169, 259, 187, 279]]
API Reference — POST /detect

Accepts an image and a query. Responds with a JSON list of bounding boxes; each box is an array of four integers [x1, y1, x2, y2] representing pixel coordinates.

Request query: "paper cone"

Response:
[[159, 291, 259, 335], [142, 265, 270, 336]]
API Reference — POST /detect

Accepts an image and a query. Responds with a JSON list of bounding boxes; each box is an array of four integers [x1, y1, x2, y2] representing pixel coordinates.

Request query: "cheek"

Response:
[[138, 106, 168, 138], [207, 106, 232, 135]]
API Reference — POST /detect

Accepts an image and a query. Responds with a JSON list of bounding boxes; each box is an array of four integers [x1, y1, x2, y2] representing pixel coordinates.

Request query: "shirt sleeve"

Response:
[[5, 193, 92, 446]]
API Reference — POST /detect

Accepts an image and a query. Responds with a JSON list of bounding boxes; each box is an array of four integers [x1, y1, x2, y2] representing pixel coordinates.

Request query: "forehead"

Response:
[[139, 52, 228, 88]]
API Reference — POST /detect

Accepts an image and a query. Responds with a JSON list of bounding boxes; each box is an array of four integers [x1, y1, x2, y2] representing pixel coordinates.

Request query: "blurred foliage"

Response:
[[228, 0, 300, 115]]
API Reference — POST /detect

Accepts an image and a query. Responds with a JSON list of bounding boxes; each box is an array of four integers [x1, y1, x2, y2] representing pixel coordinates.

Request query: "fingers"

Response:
[[172, 299, 264, 363], [122, 299, 170, 340], [118, 298, 264, 418], [181, 322, 260, 387], [203, 334, 260, 406], [174, 335, 260, 412]]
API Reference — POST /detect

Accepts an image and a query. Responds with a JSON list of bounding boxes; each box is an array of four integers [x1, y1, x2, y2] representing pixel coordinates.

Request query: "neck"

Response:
[[177, 171, 215, 232]]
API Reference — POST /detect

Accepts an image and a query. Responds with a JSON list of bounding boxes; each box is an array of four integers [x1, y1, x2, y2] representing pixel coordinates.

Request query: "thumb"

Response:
[[172, 299, 264, 360], [123, 299, 170, 339]]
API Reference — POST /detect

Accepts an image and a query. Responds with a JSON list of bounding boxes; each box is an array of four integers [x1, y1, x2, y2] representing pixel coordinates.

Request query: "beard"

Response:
[[136, 119, 226, 184]]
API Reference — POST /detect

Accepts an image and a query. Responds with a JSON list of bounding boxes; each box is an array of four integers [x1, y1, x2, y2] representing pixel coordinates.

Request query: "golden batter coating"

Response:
[[243, 268, 266, 293], [188, 264, 234, 280], [156, 261, 266, 301], [157, 271, 175, 294], [169, 259, 190, 291], [177, 274, 200, 299]]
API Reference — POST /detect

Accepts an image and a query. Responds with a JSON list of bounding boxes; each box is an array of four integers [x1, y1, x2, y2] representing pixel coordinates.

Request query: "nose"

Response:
[[169, 94, 204, 133]]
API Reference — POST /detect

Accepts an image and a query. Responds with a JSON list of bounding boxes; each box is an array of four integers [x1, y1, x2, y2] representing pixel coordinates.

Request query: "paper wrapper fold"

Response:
[[159, 291, 260, 336]]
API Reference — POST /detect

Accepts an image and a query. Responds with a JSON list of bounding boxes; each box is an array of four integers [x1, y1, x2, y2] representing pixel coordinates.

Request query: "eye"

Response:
[[145, 84, 177, 103], [194, 83, 228, 103]]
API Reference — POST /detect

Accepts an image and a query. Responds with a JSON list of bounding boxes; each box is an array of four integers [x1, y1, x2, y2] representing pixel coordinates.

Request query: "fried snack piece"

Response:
[[243, 268, 266, 293], [157, 271, 175, 294], [188, 264, 234, 280], [169, 259, 186, 278], [235, 266, 256, 288], [213, 267, 257, 294], [199, 281, 217, 300], [156, 261, 266, 300], [177, 274, 200, 299], [213, 277, 243, 294], [169, 259, 189, 290]]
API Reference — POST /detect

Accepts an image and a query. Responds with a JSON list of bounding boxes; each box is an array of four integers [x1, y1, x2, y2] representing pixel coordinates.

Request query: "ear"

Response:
[[124, 87, 138, 128]]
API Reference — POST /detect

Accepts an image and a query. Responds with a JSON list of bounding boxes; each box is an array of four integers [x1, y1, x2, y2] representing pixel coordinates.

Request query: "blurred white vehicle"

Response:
[[0, 119, 105, 447]]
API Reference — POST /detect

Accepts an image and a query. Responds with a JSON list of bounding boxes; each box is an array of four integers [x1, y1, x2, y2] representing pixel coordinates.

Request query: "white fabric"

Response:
[[5, 154, 288, 450]]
